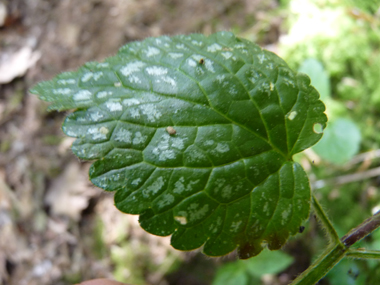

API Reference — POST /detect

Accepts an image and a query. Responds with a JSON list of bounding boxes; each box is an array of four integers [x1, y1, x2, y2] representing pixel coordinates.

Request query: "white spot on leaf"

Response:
[[73, 90, 92, 101], [146, 66, 168, 76], [207, 43, 222, 52], [53, 88, 72, 95], [145, 46, 160, 57], [105, 101, 123, 112], [120, 61, 145, 77], [168, 52, 184, 59], [114, 129, 132, 143]]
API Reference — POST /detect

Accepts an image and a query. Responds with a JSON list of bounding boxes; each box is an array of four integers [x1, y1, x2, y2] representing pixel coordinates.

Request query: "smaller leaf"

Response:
[[298, 58, 330, 101], [212, 262, 251, 285], [212, 249, 294, 285], [313, 118, 361, 165], [244, 248, 294, 277]]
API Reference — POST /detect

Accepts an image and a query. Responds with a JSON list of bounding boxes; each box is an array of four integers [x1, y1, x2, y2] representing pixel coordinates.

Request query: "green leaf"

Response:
[[212, 249, 293, 285], [244, 248, 294, 277], [212, 261, 251, 285], [313, 118, 361, 165], [298, 58, 330, 101], [30, 32, 327, 258]]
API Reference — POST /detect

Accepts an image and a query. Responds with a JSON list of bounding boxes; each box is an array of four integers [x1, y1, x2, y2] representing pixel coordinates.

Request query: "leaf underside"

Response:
[[31, 32, 327, 259]]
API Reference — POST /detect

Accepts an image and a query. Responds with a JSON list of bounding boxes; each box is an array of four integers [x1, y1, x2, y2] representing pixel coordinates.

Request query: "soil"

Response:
[[0, 0, 284, 284]]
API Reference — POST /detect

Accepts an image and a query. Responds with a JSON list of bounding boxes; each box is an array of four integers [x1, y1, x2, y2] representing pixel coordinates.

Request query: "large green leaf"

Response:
[[30, 32, 327, 258]]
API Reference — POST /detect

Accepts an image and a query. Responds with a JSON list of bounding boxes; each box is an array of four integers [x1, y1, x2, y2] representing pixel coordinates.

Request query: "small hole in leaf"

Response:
[[313, 123, 323, 134]]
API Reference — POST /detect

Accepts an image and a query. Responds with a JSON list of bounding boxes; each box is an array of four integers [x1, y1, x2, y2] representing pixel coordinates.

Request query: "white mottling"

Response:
[[171, 137, 185, 149], [177, 203, 209, 223], [173, 177, 200, 194], [105, 101, 123, 111], [145, 46, 160, 57], [164, 43, 170, 48], [57, 79, 76, 85], [234, 44, 246, 49], [114, 129, 132, 143], [176, 44, 186, 49], [65, 129, 77, 137], [88, 126, 109, 140], [162, 76, 177, 87], [129, 75, 141, 84], [133, 132, 147, 145], [221, 52, 233, 59], [230, 220, 242, 232], [97, 91, 112, 98], [207, 43, 222, 52], [123, 98, 140, 106], [263, 202, 269, 214], [267, 63, 274, 70], [97, 62, 109, 68], [229, 86, 237, 95], [216, 75, 225, 83], [168, 52, 184, 59], [130, 108, 140, 118], [81, 73, 93, 82], [81, 71, 103, 82], [155, 39, 162, 44], [152, 133, 186, 161], [120, 61, 145, 77], [131, 178, 141, 186], [284, 78, 296, 87], [221, 185, 232, 198], [93, 72, 103, 81], [73, 90, 92, 101], [152, 134, 174, 161], [215, 143, 230, 153], [257, 54, 266, 64], [240, 49, 248, 55], [209, 217, 222, 233], [90, 111, 104, 121], [143, 177, 165, 197], [287, 111, 297, 120], [191, 40, 203, 46], [53, 88, 72, 95], [205, 60, 215, 73], [270, 82, 274, 91], [146, 66, 168, 76], [114, 82, 121, 87], [281, 209, 291, 224], [204, 140, 214, 146], [187, 59, 197, 67], [140, 104, 162, 122], [174, 216, 187, 225], [157, 194, 175, 209]]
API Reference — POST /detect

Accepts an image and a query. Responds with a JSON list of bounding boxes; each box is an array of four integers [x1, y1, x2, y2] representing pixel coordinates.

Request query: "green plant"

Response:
[[30, 31, 380, 284]]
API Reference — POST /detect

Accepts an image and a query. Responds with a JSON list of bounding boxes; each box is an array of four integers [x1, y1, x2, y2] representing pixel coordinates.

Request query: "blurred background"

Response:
[[1, 0, 380, 284]]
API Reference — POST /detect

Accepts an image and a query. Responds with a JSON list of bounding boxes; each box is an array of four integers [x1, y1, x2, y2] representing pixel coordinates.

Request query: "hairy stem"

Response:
[[291, 243, 347, 285], [291, 201, 380, 284], [311, 193, 340, 243]]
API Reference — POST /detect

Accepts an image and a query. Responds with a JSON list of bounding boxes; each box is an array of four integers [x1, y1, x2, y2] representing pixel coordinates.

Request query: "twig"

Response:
[[312, 166, 380, 189]]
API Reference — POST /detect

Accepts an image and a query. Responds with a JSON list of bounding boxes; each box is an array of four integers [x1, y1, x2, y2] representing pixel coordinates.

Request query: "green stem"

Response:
[[346, 249, 380, 259], [290, 202, 380, 285], [291, 243, 347, 285], [311, 193, 340, 243]]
